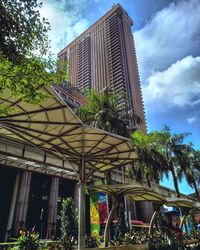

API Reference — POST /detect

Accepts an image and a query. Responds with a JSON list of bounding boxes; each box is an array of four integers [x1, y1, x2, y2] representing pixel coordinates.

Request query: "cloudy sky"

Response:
[[40, 0, 200, 194]]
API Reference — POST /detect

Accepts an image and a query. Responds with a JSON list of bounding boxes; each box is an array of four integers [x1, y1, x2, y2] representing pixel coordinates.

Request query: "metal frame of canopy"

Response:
[[164, 197, 199, 233], [0, 86, 138, 250], [165, 197, 197, 209], [89, 184, 166, 246], [149, 197, 199, 235], [88, 184, 200, 246]]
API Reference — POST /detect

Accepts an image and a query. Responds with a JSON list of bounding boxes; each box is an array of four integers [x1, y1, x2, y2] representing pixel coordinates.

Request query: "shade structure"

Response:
[[0, 86, 137, 249], [89, 183, 166, 246], [89, 184, 200, 207], [165, 197, 198, 209], [89, 183, 200, 243], [0, 86, 137, 175], [89, 184, 166, 203]]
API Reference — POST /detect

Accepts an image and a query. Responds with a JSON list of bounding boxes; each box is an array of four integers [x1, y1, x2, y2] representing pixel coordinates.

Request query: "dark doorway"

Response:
[[135, 202, 143, 221], [26, 173, 51, 238], [0, 166, 16, 242]]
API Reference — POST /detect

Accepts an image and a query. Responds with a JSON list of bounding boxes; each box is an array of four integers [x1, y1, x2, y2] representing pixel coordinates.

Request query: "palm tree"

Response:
[[192, 150, 200, 200], [152, 126, 193, 198], [131, 130, 168, 187], [177, 149, 200, 201], [193, 150, 200, 168], [75, 88, 130, 137]]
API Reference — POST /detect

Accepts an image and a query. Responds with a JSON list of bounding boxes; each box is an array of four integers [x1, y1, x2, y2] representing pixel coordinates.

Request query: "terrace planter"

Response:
[[90, 244, 148, 250], [89, 240, 200, 250]]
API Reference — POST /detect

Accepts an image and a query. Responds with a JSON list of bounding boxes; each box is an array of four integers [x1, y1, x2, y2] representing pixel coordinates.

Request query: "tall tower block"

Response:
[[58, 4, 146, 132]]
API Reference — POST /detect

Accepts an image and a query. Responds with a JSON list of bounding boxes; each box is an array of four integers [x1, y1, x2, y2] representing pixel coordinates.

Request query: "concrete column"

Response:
[[139, 201, 153, 223], [132, 201, 137, 219], [124, 197, 129, 228], [5, 171, 20, 241], [127, 198, 137, 230], [46, 177, 59, 239], [13, 171, 32, 235], [74, 183, 79, 209]]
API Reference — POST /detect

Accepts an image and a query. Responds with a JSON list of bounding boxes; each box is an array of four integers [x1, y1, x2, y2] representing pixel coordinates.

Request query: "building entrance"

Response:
[[26, 173, 51, 238], [0, 166, 16, 241]]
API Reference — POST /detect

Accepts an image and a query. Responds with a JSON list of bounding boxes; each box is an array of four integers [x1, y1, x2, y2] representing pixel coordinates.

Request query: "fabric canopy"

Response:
[[89, 184, 199, 208], [89, 184, 166, 203], [0, 86, 137, 173], [165, 197, 197, 209]]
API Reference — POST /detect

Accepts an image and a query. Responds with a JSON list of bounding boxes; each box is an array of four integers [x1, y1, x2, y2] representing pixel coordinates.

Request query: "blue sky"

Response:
[[40, 0, 200, 194]]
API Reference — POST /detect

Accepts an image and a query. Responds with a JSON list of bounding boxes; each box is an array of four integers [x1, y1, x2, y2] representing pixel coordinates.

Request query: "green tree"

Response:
[[75, 88, 130, 137], [192, 150, 200, 177], [131, 130, 167, 187], [0, 0, 68, 112], [60, 197, 78, 240], [177, 149, 200, 201], [152, 126, 192, 197]]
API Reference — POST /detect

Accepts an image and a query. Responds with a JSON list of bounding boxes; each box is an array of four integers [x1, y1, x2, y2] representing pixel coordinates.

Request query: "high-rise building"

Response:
[[58, 3, 146, 132]]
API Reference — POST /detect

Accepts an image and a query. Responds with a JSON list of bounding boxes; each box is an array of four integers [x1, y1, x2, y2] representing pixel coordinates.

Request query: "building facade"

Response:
[[58, 4, 146, 132]]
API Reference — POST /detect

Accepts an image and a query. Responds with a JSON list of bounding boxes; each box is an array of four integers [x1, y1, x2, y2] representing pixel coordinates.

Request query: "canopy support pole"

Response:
[[148, 204, 161, 235], [180, 209, 189, 231], [104, 197, 119, 247], [78, 180, 85, 250], [78, 128, 86, 250]]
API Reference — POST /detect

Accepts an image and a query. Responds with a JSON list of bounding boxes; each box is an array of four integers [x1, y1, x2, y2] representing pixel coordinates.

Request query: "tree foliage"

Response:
[[131, 130, 168, 187], [60, 197, 78, 240], [151, 126, 193, 197], [177, 149, 200, 201], [131, 126, 200, 199], [75, 88, 130, 137], [0, 0, 68, 112], [16, 232, 40, 250], [0, 0, 49, 62]]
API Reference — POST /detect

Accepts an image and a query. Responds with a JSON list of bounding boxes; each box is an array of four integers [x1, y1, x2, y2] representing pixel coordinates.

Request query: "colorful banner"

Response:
[[89, 180, 109, 237], [99, 193, 108, 225], [90, 192, 100, 238]]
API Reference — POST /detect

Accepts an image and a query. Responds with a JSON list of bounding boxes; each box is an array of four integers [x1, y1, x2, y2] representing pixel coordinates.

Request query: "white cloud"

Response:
[[134, 0, 200, 82], [143, 56, 200, 112], [40, 0, 90, 56], [187, 117, 197, 124]]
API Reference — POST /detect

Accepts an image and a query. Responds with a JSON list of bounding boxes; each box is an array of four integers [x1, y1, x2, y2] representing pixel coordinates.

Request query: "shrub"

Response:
[[59, 197, 78, 249], [14, 232, 40, 250]]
